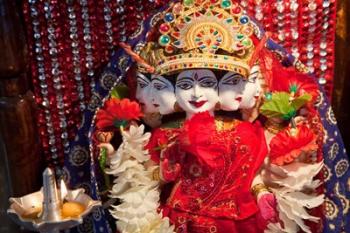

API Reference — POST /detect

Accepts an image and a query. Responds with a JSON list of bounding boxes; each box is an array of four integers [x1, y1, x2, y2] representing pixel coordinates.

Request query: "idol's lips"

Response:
[[140, 102, 145, 106], [153, 104, 159, 107], [235, 97, 242, 102], [254, 95, 259, 99], [189, 100, 207, 108]]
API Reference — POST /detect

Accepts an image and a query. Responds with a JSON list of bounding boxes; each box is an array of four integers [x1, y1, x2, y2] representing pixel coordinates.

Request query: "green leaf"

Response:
[[291, 93, 311, 110], [111, 84, 129, 99], [99, 148, 107, 172], [260, 92, 294, 119]]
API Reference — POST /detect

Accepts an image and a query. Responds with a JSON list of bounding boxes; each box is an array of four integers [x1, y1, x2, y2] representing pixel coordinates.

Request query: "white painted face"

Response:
[[135, 72, 157, 113], [239, 65, 262, 109], [150, 75, 176, 115], [218, 72, 245, 111], [175, 69, 219, 118]]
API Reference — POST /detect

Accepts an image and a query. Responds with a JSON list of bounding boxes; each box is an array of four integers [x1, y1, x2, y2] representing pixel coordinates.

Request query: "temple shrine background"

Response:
[[0, 0, 349, 232]]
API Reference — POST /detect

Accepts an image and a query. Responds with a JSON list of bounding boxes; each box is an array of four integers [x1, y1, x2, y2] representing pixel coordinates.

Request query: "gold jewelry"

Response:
[[152, 167, 161, 181], [251, 183, 269, 197], [264, 119, 286, 134], [138, 0, 257, 77]]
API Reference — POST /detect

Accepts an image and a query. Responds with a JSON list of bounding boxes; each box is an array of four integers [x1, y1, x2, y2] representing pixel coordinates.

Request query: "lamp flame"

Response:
[[60, 179, 68, 202]]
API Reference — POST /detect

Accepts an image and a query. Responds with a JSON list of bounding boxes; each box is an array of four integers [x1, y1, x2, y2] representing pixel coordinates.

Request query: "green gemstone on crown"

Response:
[[183, 0, 194, 7], [221, 0, 231, 8], [159, 35, 171, 46], [242, 39, 252, 47]]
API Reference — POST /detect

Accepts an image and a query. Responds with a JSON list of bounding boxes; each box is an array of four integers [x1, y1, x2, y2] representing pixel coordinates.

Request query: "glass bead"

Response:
[[291, 30, 299, 39], [290, 2, 298, 11], [323, 1, 330, 8], [321, 64, 328, 71], [308, 2, 317, 11], [34, 33, 41, 39], [36, 56, 44, 62], [278, 33, 285, 41], [164, 13, 175, 23], [320, 42, 327, 49], [70, 34, 78, 40], [276, 3, 285, 13], [307, 52, 314, 59], [49, 138, 56, 145], [85, 43, 92, 49], [318, 77, 326, 85], [255, 13, 263, 21], [310, 12, 317, 18], [80, 104, 86, 111], [49, 48, 58, 56], [47, 127, 54, 134]]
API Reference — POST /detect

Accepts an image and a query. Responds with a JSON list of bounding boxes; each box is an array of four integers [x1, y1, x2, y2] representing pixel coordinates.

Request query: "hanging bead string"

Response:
[[79, 0, 96, 91], [276, 0, 286, 44], [103, 0, 114, 50], [318, 0, 333, 88], [43, 0, 71, 173], [290, 0, 299, 59], [304, 0, 317, 74], [67, 1, 86, 112], [116, 0, 127, 43], [28, 0, 60, 167], [254, 0, 263, 22]]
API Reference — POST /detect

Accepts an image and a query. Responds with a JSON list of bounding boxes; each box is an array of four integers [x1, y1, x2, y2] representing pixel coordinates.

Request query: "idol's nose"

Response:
[[192, 83, 203, 99]]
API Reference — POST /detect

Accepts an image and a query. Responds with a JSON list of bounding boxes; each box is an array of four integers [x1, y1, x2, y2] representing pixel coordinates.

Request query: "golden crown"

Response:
[[151, 0, 256, 77]]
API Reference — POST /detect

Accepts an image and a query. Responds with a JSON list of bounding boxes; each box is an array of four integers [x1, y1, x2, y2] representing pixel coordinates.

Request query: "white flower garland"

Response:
[[264, 161, 324, 233], [105, 124, 174, 233]]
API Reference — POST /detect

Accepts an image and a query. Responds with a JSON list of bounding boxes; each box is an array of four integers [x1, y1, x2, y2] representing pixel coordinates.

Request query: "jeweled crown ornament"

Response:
[[154, 0, 256, 77]]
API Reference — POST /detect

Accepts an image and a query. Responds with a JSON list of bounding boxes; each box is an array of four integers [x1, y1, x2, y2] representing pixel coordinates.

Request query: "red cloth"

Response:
[[147, 113, 268, 232]]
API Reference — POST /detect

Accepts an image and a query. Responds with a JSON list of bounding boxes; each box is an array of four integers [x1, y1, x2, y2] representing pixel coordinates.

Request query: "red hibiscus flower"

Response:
[[96, 98, 142, 130], [269, 125, 318, 166], [270, 66, 319, 103]]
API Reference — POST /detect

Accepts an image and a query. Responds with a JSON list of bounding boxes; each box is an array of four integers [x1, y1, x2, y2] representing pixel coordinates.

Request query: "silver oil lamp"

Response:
[[7, 168, 101, 233]]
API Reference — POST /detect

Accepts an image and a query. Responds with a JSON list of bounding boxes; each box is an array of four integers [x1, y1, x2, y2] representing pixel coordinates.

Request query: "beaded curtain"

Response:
[[23, 0, 336, 169]]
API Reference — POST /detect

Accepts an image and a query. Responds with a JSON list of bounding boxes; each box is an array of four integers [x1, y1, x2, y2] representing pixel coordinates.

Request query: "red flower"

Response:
[[270, 66, 319, 103], [96, 98, 142, 130], [269, 125, 318, 166]]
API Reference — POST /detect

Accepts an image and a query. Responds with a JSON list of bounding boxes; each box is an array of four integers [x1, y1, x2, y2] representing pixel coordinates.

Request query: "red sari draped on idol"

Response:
[[147, 112, 268, 233]]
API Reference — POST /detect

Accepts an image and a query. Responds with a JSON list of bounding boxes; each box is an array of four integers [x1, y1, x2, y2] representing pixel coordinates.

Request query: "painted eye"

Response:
[[153, 83, 167, 90], [138, 82, 148, 88], [247, 76, 257, 83], [222, 75, 242, 85], [200, 80, 217, 88], [176, 82, 193, 90]]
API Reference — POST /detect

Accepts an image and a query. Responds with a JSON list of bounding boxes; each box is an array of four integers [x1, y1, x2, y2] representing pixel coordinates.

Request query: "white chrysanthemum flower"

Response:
[[264, 161, 324, 233], [107, 123, 174, 233]]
